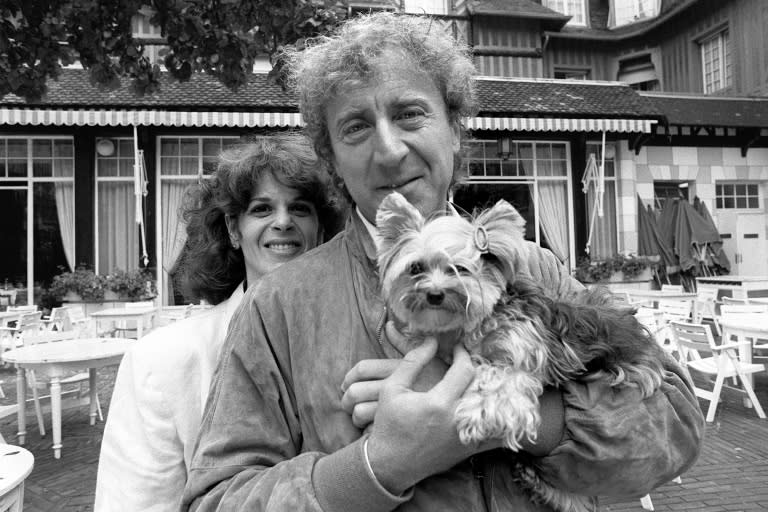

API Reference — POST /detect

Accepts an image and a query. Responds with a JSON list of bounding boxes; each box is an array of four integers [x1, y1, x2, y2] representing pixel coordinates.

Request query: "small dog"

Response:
[[375, 192, 667, 512]]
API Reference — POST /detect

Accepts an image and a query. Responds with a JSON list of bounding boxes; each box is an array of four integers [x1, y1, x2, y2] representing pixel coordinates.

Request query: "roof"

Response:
[[548, 0, 698, 40], [467, 0, 570, 30], [467, 0, 568, 19], [640, 92, 768, 128], [0, 68, 298, 111], [476, 77, 665, 119], [0, 69, 662, 121]]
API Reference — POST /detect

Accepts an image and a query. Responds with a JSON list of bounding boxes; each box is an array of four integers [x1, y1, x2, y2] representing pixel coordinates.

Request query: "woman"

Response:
[[94, 133, 341, 512], [183, 13, 704, 512]]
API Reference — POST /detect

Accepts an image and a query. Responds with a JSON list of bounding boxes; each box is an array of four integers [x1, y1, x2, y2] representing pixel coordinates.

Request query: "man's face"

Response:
[[324, 58, 459, 223]]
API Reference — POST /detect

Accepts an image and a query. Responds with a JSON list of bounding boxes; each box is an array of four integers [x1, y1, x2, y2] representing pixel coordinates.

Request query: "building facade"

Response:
[[1, 0, 767, 306]]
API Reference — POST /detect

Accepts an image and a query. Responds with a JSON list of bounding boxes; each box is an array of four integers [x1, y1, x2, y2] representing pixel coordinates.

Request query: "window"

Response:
[[585, 142, 617, 259], [458, 140, 572, 268], [617, 54, 659, 91], [654, 181, 689, 210], [403, 0, 448, 15], [700, 30, 732, 94], [543, 0, 587, 26], [0, 137, 75, 303], [610, 0, 660, 28], [554, 68, 590, 80], [157, 136, 239, 304], [131, 9, 167, 65], [96, 138, 139, 274], [716, 182, 760, 210]]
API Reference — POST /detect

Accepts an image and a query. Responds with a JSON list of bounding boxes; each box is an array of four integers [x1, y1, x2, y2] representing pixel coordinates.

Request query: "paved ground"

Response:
[[2, 364, 768, 511]]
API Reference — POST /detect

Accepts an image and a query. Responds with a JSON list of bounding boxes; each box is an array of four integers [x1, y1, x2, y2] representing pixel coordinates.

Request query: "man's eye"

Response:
[[398, 109, 424, 122], [342, 122, 368, 138], [409, 262, 424, 275]]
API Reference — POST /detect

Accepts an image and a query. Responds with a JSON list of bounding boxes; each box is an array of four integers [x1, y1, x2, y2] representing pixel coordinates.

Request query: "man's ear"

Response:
[[376, 192, 424, 253]]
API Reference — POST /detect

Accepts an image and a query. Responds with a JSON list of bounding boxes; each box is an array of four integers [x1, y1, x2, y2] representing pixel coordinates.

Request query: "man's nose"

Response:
[[372, 120, 408, 167]]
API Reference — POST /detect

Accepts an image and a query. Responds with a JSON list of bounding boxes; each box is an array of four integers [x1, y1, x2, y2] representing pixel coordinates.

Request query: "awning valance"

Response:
[[0, 108, 657, 133], [0, 108, 304, 128], [467, 117, 657, 133]]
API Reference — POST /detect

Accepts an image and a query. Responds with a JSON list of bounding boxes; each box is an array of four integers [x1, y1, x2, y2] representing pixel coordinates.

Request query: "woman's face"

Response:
[[324, 56, 460, 223], [226, 172, 321, 284]]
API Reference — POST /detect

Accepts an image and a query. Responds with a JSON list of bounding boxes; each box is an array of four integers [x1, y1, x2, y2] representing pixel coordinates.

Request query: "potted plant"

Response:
[[574, 254, 657, 287], [48, 266, 106, 302], [104, 268, 157, 301]]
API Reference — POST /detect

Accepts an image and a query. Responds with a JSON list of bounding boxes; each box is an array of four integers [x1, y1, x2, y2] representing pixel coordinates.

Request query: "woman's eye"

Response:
[[249, 204, 271, 216]]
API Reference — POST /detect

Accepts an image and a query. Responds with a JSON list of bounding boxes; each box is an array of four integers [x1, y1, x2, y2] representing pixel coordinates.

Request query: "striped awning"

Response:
[[0, 108, 304, 128], [467, 117, 657, 133], [0, 108, 657, 133]]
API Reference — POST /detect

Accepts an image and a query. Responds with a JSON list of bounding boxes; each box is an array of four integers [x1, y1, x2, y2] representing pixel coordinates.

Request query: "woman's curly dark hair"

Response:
[[180, 133, 344, 305]]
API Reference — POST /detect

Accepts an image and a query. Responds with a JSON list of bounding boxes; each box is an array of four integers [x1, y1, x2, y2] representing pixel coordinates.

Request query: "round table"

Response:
[[0, 443, 34, 510], [2, 337, 134, 459]]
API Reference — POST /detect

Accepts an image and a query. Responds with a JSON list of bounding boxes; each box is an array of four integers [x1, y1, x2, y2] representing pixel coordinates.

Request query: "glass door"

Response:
[[0, 186, 29, 305]]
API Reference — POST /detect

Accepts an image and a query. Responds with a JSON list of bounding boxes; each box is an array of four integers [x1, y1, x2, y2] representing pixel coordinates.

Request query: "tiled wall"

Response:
[[615, 142, 768, 253]]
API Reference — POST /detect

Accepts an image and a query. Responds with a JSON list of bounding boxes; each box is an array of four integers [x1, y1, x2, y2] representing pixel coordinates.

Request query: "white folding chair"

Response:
[[670, 321, 765, 422], [661, 284, 684, 293], [722, 296, 749, 305], [640, 476, 683, 511], [693, 287, 721, 336]]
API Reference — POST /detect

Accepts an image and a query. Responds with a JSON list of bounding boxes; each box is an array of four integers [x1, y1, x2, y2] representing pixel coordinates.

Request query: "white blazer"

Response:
[[95, 284, 245, 512]]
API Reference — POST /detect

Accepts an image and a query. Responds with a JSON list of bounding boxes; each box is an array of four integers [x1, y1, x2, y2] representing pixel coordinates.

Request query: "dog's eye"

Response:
[[409, 262, 424, 275], [453, 265, 469, 274]]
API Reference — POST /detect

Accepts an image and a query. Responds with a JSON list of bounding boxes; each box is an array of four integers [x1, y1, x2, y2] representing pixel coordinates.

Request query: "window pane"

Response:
[[98, 181, 138, 272], [160, 139, 180, 157], [8, 140, 27, 158], [747, 184, 758, 196], [735, 184, 746, 195], [32, 140, 52, 158], [736, 197, 747, 209], [34, 183, 71, 286], [32, 160, 52, 177], [723, 197, 734, 208], [748, 197, 759, 208], [716, 197, 723, 209], [722, 184, 733, 195], [54, 140, 74, 158], [161, 156, 180, 176], [8, 160, 26, 177]]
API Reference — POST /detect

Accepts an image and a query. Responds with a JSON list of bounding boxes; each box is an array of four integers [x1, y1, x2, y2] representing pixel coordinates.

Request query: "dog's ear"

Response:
[[474, 199, 527, 274], [376, 192, 424, 252]]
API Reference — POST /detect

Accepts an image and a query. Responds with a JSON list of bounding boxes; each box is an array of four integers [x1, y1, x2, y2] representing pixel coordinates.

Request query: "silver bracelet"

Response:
[[363, 436, 376, 479]]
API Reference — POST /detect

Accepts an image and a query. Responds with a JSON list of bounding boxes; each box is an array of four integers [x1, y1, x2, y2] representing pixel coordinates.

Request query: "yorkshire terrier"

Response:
[[375, 192, 667, 512]]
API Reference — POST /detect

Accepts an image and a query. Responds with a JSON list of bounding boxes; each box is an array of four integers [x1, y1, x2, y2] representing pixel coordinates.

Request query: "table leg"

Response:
[[89, 368, 97, 425], [50, 377, 62, 459], [15, 366, 26, 445]]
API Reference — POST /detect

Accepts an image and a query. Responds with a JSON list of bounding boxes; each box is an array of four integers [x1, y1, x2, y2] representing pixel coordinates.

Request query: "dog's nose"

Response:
[[426, 290, 444, 306]]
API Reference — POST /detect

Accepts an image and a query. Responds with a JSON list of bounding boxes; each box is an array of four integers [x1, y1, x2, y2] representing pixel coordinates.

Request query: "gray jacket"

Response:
[[182, 213, 704, 512]]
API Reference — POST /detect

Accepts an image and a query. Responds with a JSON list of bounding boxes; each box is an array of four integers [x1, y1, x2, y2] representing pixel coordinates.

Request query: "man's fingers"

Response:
[[350, 401, 377, 429], [429, 343, 475, 399], [385, 338, 438, 390], [341, 380, 382, 413], [341, 359, 400, 392]]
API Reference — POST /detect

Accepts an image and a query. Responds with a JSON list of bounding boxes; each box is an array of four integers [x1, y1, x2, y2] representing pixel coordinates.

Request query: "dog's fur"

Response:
[[375, 192, 667, 512]]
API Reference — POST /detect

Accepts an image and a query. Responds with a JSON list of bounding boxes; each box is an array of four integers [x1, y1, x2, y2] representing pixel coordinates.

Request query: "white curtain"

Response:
[[54, 182, 75, 271], [587, 181, 618, 259], [162, 182, 190, 301], [534, 182, 570, 266], [98, 182, 137, 273]]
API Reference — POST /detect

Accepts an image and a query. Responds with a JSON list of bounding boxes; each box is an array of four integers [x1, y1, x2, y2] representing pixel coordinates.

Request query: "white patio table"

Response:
[[89, 306, 156, 339], [719, 313, 768, 408], [0, 443, 34, 510], [2, 337, 134, 459]]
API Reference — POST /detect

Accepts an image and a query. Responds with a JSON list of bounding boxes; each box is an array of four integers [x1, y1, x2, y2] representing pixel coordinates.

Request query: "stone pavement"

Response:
[[2, 367, 768, 511]]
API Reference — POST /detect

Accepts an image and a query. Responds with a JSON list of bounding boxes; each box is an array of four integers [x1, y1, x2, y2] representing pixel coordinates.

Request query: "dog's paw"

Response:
[[454, 365, 543, 450]]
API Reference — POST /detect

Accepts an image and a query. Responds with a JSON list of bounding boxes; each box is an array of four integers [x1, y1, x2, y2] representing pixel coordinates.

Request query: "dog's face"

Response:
[[376, 192, 526, 334]]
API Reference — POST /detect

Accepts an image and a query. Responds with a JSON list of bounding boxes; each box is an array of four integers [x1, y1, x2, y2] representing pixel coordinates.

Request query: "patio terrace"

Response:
[[1, 366, 767, 511]]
